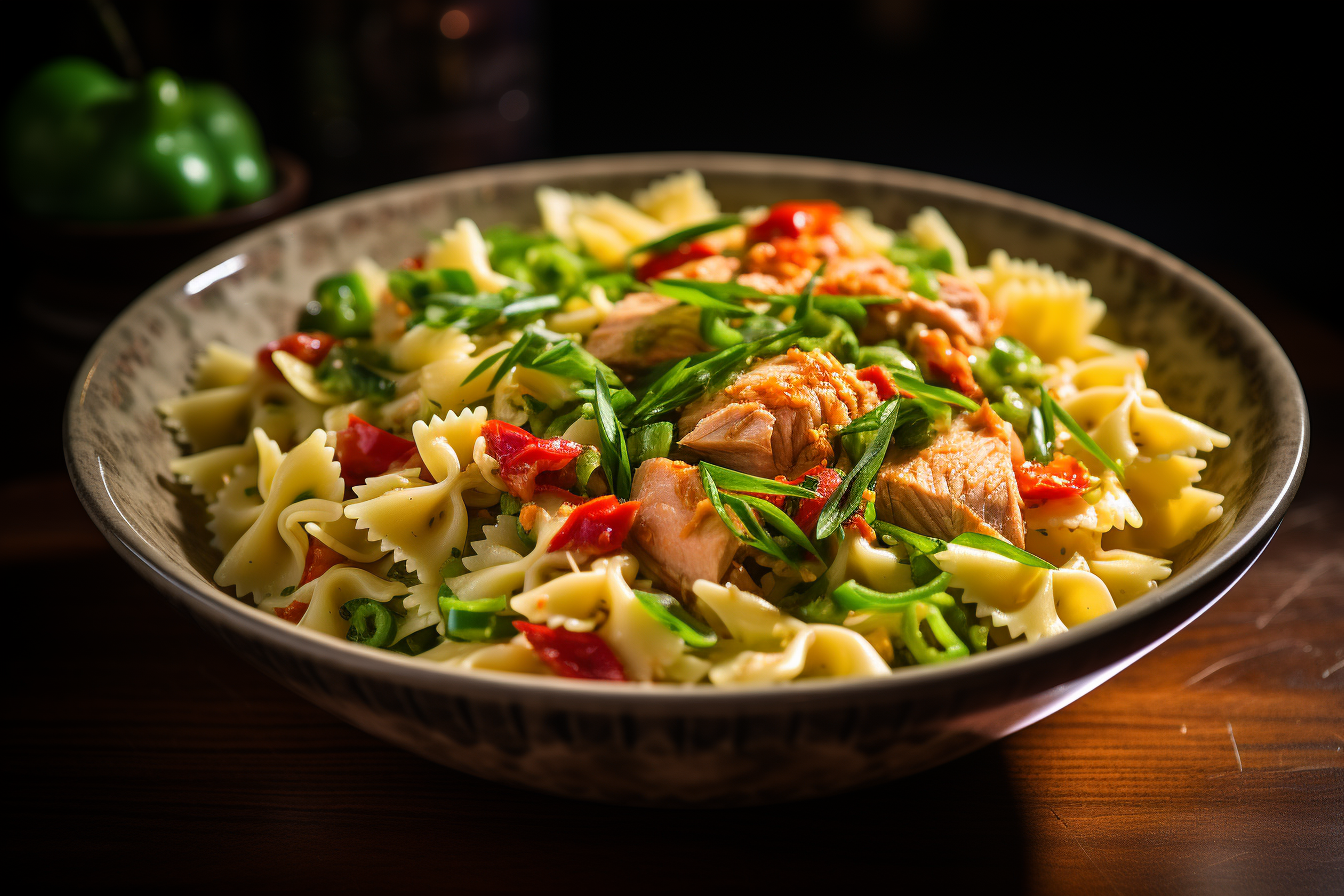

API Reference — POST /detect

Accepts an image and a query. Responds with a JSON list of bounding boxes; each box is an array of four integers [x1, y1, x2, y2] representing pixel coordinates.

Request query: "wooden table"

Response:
[[8, 272, 1341, 894]]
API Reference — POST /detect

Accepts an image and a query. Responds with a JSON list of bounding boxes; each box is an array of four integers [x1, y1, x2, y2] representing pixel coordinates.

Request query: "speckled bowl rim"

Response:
[[65, 152, 1309, 712]]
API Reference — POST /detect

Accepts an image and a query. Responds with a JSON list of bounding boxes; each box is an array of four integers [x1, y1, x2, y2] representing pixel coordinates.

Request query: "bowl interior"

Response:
[[66, 153, 1305, 695]]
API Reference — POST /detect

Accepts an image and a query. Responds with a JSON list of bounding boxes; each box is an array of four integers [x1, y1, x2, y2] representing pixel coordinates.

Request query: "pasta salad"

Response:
[[160, 171, 1230, 684]]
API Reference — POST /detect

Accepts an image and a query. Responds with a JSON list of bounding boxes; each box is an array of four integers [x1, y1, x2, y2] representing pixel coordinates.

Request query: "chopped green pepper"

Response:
[[626, 422, 675, 465], [341, 598, 396, 648], [300, 273, 375, 337]]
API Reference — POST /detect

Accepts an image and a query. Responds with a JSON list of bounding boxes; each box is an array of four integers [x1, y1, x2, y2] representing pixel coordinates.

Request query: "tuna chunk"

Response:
[[629, 458, 740, 600], [875, 408, 1026, 547], [678, 348, 880, 479], [817, 254, 907, 297], [585, 292, 708, 370], [862, 272, 999, 346], [659, 254, 739, 282]]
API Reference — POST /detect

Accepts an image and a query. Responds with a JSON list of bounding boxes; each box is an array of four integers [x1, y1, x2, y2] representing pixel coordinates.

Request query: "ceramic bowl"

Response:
[[65, 153, 1308, 805]]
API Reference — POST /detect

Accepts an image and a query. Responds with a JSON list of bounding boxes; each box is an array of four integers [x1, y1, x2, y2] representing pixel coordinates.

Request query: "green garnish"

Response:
[[651, 279, 754, 315], [730, 492, 821, 558], [632, 590, 719, 648], [243, 486, 259, 498], [875, 521, 1056, 570], [1039, 385, 1057, 454], [831, 571, 953, 611], [280, 585, 297, 597], [501, 293, 562, 321], [902, 596, 970, 664], [624, 322, 803, 426], [385, 560, 422, 587], [628, 214, 741, 257], [814, 398, 901, 539], [888, 369, 980, 412], [698, 462, 819, 499], [627, 422, 675, 465], [698, 464, 795, 567], [290, 490, 315, 504], [595, 372, 632, 500], [1040, 390, 1125, 482], [341, 598, 396, 648], [438, 594, 508, 614], [315, 346, 397, 403]]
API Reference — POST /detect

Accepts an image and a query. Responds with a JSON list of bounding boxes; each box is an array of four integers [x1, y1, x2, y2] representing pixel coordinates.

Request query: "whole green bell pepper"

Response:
[[4, 57, 132, 217], [5, 57, 275, 221], [189, 81, 272, 206], [81, 68, 225, 219]]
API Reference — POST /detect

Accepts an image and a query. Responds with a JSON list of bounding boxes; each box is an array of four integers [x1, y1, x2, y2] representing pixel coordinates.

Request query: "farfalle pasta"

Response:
[[160, 171, 1230, 684]]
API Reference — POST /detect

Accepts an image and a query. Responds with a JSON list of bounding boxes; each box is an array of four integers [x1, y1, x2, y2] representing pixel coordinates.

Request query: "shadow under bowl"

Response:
[[64, 153, 1308, 805]]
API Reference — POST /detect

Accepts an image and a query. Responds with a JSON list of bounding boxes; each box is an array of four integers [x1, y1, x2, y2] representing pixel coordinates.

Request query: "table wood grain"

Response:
[[7, 270, 1341, 894]]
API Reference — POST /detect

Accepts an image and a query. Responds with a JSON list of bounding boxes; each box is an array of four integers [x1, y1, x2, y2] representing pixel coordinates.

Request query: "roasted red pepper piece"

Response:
[[275, 537, 348, 624], [634, 240, 715, 282], [335, 415, 420, 486], [513, 621, 627, 681], [274, 600, 307, 623], [481, 420, 585, 501], [917, 328, 982, 399], [747, 200, 842, 243], [399, 255, 424, 270], [301, 536, 346, 585], [790, 466, 844, 535], [548, 495, 641, 555], [1016, 455, 1093, 501], [257, 331, 337, 378], [855, 364, 899, 401]]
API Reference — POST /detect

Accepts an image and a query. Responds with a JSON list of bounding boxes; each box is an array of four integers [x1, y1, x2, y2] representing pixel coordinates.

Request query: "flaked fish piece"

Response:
[[584, 292, 708, 371], [862, 272, 999, 346], [875, 406, 1026, 547], [628, 458, 741, 600], [678, 348, 880, 479], [658, 253, 740, 283], [817, 254, 908, 297]]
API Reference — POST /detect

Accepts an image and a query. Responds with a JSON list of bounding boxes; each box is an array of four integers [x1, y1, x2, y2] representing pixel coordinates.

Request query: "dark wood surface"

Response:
[[7, 272, 1341, 894]]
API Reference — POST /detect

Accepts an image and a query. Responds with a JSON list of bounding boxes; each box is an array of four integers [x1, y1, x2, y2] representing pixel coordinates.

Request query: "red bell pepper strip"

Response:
[[1016, 455, 1093, 502], [747, 200, 842, 244], [335, 415, 420, 486], [634, 240, 715, 282], [855, 364, 899, 401], [513, 621, 627, 681], [917, 328, 982, 399], [481, 420, 585, 501], [547, 495, 641, 555], [301, 536, 346, 585], [274, 600, 307, 623], [257, 331, 337, 378], [744, 465, 870, 540]]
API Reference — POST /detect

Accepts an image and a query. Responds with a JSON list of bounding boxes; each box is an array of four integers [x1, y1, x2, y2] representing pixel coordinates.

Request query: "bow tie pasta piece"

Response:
[[159, 365, 324, 453], [170, 441, 256, 501], [214, 428, 345, 602], [420, 339, 512, 415], [908, 207, 970, 277], [631, 169, 721, 227], [207, 463, 263, 554], [256, 566, 404, 637], [344, 410, 492, 573], [388, 324, 475, 372], [1059, 386, 1229, 470], [971, 249, 1104, 362], [510, 556, 689, 681], [192, 342, 255, 390], [425, 218, 515, 293], [445, 509, 572, 606], [1026, 525, 1172, 606], [1103, 455, 1226, 555], [1025, 468, 1142, 535], [932, 541, 1115, 640], [692, 581, 889, 685]]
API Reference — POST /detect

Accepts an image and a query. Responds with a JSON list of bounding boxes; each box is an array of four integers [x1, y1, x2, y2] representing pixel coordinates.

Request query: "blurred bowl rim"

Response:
[[64, 151, 1309, 710]]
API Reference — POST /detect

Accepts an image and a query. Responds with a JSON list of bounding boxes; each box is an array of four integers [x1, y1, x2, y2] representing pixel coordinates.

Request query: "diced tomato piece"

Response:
[[855, 364, 899, 401], [917, 328, 981, 398], [300, 536, 346, 586], [481, 420, 585, 501], [257, 331, 337, 378], [335, 415, 419, 487], [548, 495, 640, 555], [513, 621, 627, 681], [274, 600, 307, 623], [1016, 455, 1093, 501], [748, 200, 843, 244], [635, 240, 715, 282]]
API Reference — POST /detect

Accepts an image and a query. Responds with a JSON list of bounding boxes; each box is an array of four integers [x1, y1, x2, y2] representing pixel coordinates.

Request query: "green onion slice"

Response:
[[889, 370, 980, 412], [1041, 390, 1124, 481], [814, 398, 901, 539], [628, 215, 741, 257], [595, 372, 632, 500], [632, 590, 719, 648], [699, 462, 819, 499], [831, 572, 954, 611], [651, 279, 754, 315], [342, 598, 396, 648]]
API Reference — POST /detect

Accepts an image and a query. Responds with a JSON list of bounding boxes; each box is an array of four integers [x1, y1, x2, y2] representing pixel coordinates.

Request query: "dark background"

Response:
[[4, 4, 1340, 893]]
